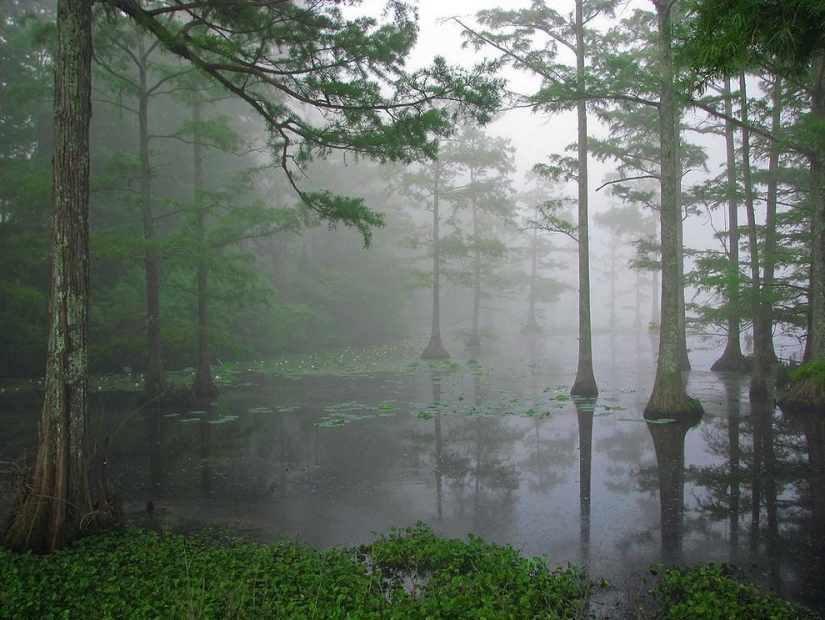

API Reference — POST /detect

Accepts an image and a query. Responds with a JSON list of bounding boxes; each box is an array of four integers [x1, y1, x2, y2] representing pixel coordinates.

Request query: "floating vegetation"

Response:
[[555, 394, 570, 402], [188, 410, 207, 416], [315, 418, 347, 428], [377, 402, 396, 411], [207, 415, 239, 425], [412, 411, 436, 420], [248, 407, 273, 414], [276, 405, 299, 413], [521, 408, 554, 419], [467, 406, 496, 417], [323, 401, 373, 413], [646, 418, 676, 425], [179, 418, 201, 424], [163, 413, 181, 418]]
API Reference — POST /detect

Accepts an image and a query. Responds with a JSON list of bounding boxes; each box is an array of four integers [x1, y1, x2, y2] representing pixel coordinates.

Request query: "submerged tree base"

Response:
[[192, 374, 219, 402], [521, 320, 542, 335], [421, 337, 450, 360], [570, 371, 598, 398], [645, 371, 704, 419], [710, 349, 746, 372], [777, 375, 825, 415], [139, 382, 194, 408]]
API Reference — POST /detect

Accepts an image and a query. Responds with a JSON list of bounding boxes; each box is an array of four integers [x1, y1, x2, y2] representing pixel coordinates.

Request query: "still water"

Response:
[[2, 332, 823, 612]]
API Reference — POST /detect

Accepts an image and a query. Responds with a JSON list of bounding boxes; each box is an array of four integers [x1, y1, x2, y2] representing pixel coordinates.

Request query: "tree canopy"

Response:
[[680, 0, 825, 83]]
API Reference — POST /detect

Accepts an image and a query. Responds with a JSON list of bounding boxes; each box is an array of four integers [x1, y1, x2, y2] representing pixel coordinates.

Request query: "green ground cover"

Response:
[[0, 524, 816, 619]]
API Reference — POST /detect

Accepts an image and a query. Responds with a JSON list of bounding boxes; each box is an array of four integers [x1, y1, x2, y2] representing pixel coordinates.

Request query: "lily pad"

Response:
[[413, 411, 436, 420], [315, 418, 347, 428], [207, 415, 239, 425]]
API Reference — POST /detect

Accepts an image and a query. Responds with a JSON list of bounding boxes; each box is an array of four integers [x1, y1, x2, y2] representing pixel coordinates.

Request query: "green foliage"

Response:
[[789, 360, 825, 388], [0, 525, 590, 619], [680, 0, 825, 85], [649, 563, 817, 619]]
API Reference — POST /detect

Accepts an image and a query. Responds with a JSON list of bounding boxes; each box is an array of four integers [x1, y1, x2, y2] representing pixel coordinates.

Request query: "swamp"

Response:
[[2, 332, 823, 616]]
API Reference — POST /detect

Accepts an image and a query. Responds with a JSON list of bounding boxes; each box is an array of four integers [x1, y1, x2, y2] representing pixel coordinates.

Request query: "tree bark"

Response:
[[192, 90, 218, 400], [138, 36, 167, 401], [712, 77, 745, 371], [467, 178, 481, 348], [757, 76, 782, 365], [570, 0, 597, 397], [3, 0, 114, 552], [739, 74, 768, 400], [645, 0, 701, 418], [422, 161, 450, 360], [524, 224, 542, 333]]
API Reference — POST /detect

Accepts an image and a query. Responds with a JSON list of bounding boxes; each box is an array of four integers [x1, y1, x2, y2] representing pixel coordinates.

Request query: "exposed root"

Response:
[[777, 377, 825, 415]]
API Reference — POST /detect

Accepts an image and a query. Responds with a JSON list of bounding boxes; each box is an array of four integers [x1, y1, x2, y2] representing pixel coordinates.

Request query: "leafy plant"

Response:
[[649, 563, 817, 619]]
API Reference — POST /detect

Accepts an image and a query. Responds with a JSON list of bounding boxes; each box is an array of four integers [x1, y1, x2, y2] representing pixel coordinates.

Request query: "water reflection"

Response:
[[1, 334, 823, 613], [575, 400, 593, 567], [648, 413, 702, 564]]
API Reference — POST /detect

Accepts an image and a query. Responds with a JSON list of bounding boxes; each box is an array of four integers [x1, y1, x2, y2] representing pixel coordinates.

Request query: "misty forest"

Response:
[[2, 0, 825, 617]]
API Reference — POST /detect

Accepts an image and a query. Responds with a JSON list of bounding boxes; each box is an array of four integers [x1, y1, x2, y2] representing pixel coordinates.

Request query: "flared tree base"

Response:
[[421, 336, 450, 360], [710, 349, 746, 372], [571, 368, 598, 398], [521, 320, 542, 335], [777, 376, 825, 415], [193, 371, 220, 402], [140, 375, 193, 408], [645, 371, 704, 419]]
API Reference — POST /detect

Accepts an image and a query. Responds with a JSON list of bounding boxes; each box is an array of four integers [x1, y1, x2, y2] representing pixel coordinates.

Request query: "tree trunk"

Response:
[[712, 77, 745, 371], [811, 58, 825, 363], [524, 224, 541, 333], [758, 76, 782, 365], [467, 184, 481, 348], [570, 0, 597, 397], [138, 37, 166, 401], [675, 127, 691, 371], [739, 75, 768, 401], [192, 90, 218, 400], [645, 0, 701, 418], [422, 161, 450, 359], [4, 0, 116, 552]]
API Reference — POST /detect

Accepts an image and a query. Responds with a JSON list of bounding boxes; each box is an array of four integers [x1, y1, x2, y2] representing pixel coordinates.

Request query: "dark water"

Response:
[[2, 332, 823, 613]]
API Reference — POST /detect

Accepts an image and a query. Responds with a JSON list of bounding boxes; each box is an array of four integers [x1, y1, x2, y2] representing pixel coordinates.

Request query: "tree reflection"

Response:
[[647, 411, 702, 564], [575, 399, 594, 566]]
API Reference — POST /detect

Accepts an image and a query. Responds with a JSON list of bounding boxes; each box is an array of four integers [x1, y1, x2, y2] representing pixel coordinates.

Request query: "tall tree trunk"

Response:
[[675, 127, 691, 370], [571, 0, 598, 397], [422, 161, 450, 359], [524, 223, 541, 333], [811, 58, 825, 363], [138, 37, 166, 401], [712, 77, 744, 371], [646, 0, 701, 417], [467, 183, 481, 347], [758, 76, 782, 365], [4, 0, 114, 552], [192, 90, 218, 400], [739, 75, 768, 400]]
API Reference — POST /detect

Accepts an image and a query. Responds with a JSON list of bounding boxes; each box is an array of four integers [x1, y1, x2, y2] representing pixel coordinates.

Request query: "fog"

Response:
[[1, 0, 821, 614]]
